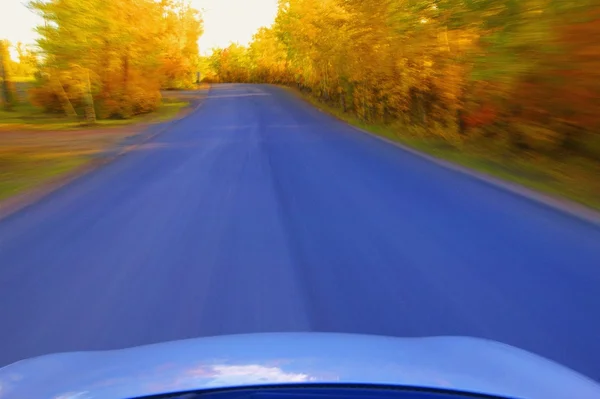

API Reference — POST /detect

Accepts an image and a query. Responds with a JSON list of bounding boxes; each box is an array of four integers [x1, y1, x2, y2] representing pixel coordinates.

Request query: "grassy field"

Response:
[[295, 90, 600, 211], [0, 87, 207, 201]]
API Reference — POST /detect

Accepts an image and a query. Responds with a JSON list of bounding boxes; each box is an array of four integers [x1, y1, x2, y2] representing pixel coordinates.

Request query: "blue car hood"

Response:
[[0, 333, 599, 399]]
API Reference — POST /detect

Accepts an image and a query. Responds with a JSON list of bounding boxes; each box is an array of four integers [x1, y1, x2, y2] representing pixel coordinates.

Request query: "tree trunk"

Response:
[[83, 69, 96, 124], [0, 41, 17, 110], [51, 72, 78, 118], [122, 52, 129, 92]]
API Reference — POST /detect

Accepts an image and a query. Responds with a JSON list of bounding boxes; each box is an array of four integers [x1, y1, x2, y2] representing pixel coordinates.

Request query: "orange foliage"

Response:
[[462, 105, 498, 130]]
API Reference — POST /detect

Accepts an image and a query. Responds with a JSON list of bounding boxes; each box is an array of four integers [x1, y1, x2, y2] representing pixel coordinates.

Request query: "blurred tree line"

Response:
[[1, 0, 203, 122], [205, 0, 600, 159]]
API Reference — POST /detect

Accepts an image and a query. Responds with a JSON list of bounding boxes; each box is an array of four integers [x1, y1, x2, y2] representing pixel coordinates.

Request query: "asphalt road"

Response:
[[1, 84, 600, 381]]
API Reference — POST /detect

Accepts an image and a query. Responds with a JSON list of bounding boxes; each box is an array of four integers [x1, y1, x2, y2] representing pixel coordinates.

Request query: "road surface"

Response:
[[1, 84, 600, 381]]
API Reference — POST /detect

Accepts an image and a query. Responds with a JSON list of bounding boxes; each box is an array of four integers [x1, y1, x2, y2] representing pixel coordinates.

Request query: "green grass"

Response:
[[152, 99, 190, 122], [0, 128, 136, 200], [0, 97, 191, 131], [294, 89, 600, 211], [0, 155, 88, 201]]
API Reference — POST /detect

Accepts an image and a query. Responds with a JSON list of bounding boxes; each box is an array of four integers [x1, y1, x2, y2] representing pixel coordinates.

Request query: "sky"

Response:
[[0, 0, 279, 57], [195, 0, 279, 54], [0, 0, 42, 57]]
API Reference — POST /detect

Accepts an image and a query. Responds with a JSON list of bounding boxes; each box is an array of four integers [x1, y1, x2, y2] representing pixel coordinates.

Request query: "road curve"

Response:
[[1, 84, 599, 381]]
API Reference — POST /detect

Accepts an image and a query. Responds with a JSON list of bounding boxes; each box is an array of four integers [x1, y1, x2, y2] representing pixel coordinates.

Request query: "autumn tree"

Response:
[[159, 0, 204, 89], [207, 44, 252, 83], [0, 40, 18, 110], [28, 0, 203, 121], [207, 0, 600, 159], [4, 42, 38, 79], [248, 27, 290, 84]]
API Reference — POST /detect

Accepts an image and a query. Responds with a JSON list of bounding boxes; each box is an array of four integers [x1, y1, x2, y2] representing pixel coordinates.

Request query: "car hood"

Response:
[[0, 333, 599, 399]]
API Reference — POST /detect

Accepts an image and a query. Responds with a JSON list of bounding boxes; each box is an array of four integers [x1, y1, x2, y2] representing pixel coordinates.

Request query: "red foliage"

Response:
[[462, 104, 497, 130]]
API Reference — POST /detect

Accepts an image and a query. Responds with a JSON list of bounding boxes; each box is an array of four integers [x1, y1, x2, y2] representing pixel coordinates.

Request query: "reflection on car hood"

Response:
[[0, 333, 599, 399]]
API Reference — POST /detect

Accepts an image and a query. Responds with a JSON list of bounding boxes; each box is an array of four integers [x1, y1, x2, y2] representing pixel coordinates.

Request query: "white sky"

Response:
[[195, 0, 279, 54], [0, 0, 279, 57], [0, 0, 42, 54]]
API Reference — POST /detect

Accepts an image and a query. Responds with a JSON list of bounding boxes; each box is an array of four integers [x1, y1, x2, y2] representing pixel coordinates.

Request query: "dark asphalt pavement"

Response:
[[1, 84, 600, 381]]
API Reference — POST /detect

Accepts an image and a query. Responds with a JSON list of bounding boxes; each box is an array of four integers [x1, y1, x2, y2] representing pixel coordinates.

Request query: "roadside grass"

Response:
[[0, 130, 129, 201], [295, 90, 600, 211], [0, 97, 191, 131], [0, 87, 208, 201]]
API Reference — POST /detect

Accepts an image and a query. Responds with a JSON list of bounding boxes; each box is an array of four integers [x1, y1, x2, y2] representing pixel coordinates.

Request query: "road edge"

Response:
[[0, 87, 211, 222], [356, 127, 600, 228], [285, 86, 600, 229]]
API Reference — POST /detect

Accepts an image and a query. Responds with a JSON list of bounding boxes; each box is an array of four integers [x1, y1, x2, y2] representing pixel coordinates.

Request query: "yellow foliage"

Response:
[[28, 0, 203, 120], [207, 0, 599, 157]]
